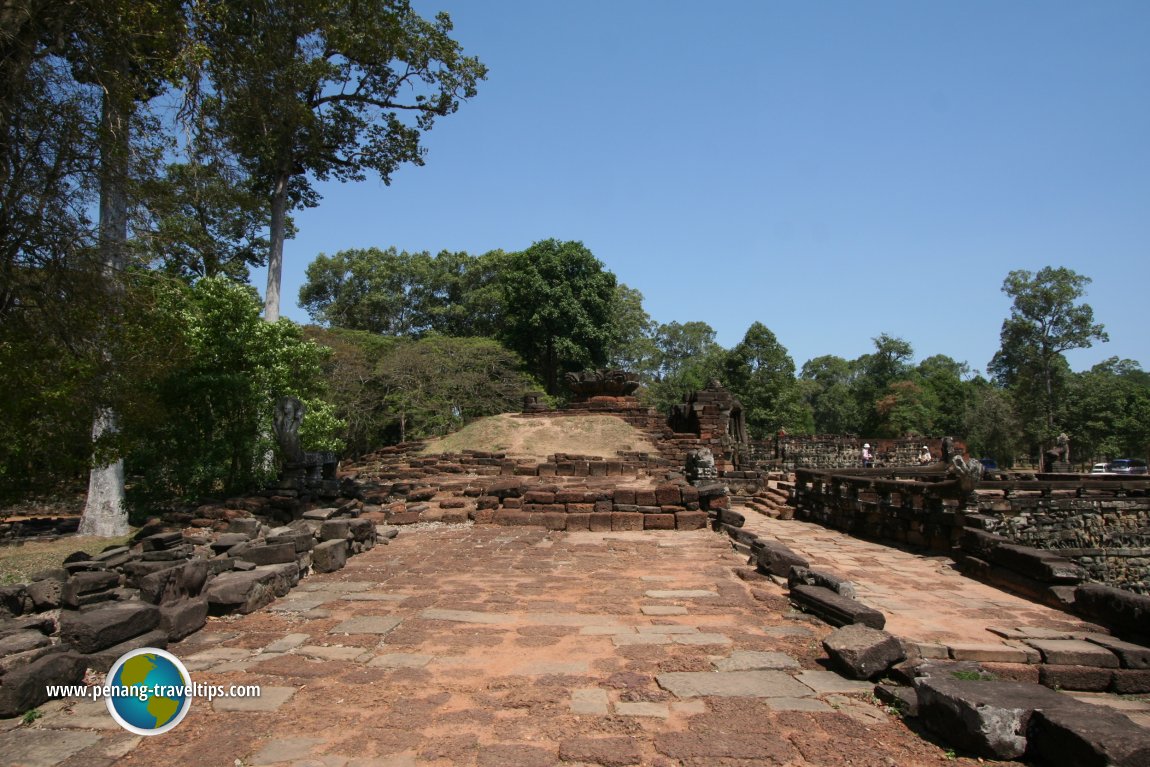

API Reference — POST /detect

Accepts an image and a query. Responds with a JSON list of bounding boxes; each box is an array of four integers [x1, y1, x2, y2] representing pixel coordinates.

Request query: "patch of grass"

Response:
[[0, 532, 134, 585], [950, 669, 996, 681], [21, 708, 43, 725]]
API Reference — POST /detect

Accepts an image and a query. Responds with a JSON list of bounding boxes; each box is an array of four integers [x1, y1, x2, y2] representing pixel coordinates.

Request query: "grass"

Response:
[[0, 532, 134, 585]]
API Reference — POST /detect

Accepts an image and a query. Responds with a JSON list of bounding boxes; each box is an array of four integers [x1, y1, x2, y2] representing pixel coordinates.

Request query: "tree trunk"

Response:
[[79, 87, 130, 538], [264, 171, 290, 322]]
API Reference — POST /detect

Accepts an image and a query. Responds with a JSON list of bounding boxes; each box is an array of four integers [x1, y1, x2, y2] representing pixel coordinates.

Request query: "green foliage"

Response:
[[606, 284, 659, 376], [800, 355, 863, 435], [723, 322, 811, 438], [496, 239, 617, 396], [989, 267, 1108, 449], [199, 0, 488, 319], [21, 708, 43, 725], [375, 336, 538, 441], [1062, 359, 1150, 462], [124, 276, 336, 504]]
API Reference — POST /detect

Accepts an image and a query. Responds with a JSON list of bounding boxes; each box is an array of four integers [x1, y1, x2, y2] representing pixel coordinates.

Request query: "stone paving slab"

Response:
[[644, 589, 718, 598], [329, 616, 403, 635], [419, 608, 516, 625], [795, 670, 876, 695], [657, 670, 814, 698], [212, 686, 297, 712], [0, 729, 103, 767], [570, 688, 609, 715], [366, 653, 431, 669], [712, 651, 802, 671]]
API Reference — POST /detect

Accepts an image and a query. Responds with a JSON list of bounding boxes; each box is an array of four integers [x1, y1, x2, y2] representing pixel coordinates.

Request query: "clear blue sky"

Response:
[[254, 0, 1149, 376]]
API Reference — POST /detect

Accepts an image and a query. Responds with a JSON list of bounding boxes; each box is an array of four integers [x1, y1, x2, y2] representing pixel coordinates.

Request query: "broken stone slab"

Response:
[[0, 651, 86, 718], [236, 542, 298, 566], [159, 596, 209, 641], [329, 616, 402, 635], [656, 670, 813, 698], [302, 507, 340, 520], [756, 541, 808, 577], [265, 529, 315, 553], [874, 683, 918, 716], [1024, 639, 1119, 668], [87, 629, 170, 672], [787, 565, 856, 598], [311, 539, 347, 573], [58, 601, 160, 654], [1028, 701, 1150, 767], [319, 519, 352, 541], [915, 676, 1079, 760], [205, 563, 299, 615], [0, 630, 52, 659], [68, 570, 120, 595], [789, 584, 885, 629], [823, 623, 906, 680], [137, 559, 209, 605]]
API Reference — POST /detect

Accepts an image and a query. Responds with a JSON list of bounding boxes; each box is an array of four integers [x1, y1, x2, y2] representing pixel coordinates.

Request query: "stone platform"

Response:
[[3, 522, 1147, 766]]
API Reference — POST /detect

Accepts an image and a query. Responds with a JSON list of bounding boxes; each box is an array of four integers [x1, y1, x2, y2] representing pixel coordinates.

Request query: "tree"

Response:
[[989, 267, 1108, 446], [200, 0, 487, 322], [799, 355, 862, 435], [916, 355, 973, 437], [605, 284, 658, 376], [723, 322, 810, 438], [496, 239, 616, 396], [1062, 359, 1150, 463], [62, 0, 186, 536], [963, 378, 1022, 466], [375, 336, 535, 441]]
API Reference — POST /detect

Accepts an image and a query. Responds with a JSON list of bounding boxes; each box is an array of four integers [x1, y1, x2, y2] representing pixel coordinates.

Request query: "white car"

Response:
[[1090, 463, 1112, 475]]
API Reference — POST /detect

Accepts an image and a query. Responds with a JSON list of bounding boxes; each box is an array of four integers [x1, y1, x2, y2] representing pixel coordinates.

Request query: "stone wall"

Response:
[[775, 436, 960, 471], [970, 490, 1150, 595]]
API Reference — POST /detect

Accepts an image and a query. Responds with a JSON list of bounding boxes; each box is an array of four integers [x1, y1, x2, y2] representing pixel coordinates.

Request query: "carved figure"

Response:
[[564, 369, 641, 399], [686, 447, 718, 484], [273, 395, 305, 465]]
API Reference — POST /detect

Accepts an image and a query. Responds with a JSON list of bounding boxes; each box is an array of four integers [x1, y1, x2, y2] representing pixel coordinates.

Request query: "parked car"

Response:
[[1090, 463, 1112, 475], [1107, 458, 1148, 475]]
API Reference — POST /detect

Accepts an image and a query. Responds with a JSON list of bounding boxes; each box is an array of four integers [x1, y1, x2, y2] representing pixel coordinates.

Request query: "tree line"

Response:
[[298, 247, 1150, 469], [2, 1, 1146, 526]]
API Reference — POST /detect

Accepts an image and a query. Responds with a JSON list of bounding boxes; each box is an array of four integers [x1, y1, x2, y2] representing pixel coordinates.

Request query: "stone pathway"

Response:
[[740, 513, 1150, 728], [4, 525, 989, 767]]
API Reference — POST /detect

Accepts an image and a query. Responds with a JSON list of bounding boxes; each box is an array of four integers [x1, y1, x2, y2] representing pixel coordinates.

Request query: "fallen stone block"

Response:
[[823, 624, 905, 680], [205, 564, 298, 615], [312, 539, 348, 573], [989, 543, 1086, 584], [788, 566, 857, 598], [757, 541, 808, 577], [265, 530, 314, 553], [319, 519, 352, 541], [0, 651, 86, 718], [87, 629, 170, 672], [58, 602, 161, 654], [160, 596, 209, 641], [238, 542, 298, 566], [874, 683, 918, 716], [1074, 584, 1150, 644], [717, 508, 744, 528], [1028, 702, 1150, 767], [915, 677, 1077, 760], [789, 585, 885, 629], [137, 559, 209, 605], [68, 570, 120, 595], [0, 630, 51, 660]]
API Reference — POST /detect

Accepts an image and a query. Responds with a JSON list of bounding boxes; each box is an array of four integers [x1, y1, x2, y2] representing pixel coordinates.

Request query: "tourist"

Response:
[[919, 445, 932, 465], [862, 443, 873, 468]]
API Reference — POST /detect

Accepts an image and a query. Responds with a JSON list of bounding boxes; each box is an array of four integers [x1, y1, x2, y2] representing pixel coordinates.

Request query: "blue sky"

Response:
[[254, 0, 1149, 376]]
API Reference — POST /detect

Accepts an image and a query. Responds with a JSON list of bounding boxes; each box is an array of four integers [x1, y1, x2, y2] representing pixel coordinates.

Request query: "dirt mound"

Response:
[[419, 414, 658, 462]]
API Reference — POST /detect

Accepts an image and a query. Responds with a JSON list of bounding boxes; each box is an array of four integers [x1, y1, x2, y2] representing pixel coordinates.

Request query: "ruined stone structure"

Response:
[[668, 379, 748, 471], [775, 435, 958, 471]]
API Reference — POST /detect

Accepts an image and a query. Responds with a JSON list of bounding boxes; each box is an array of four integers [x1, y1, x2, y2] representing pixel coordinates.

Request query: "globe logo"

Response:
[[105, 648, 192, 735]]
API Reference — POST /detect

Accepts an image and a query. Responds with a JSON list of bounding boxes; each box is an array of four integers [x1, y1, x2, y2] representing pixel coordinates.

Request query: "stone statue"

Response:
[[949, 455, 983, 498], [273, 395, 305, 465], [564, 369, 641, 399], [686, 448, 718, 484], [1056, 432, 1070, 462]]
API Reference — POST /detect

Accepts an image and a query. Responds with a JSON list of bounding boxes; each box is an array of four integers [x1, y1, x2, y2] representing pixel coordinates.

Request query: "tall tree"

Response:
[[988, 267, 1108, 447], [799, 355, 862, 435], [200, 0, 486, 321], [62, 0, 186, 536], [723, 322, 810, 438], [606, 284, 658, 377], [497, 239, 616, 396]]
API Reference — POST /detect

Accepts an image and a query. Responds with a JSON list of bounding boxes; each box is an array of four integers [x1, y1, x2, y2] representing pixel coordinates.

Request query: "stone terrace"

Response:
[[2, 524, 999, 767]]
